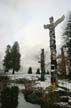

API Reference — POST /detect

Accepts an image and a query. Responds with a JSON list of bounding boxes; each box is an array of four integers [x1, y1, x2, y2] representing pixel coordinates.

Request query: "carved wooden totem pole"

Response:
[[40, 49, 45, 81], [44, 15, 65, 86]]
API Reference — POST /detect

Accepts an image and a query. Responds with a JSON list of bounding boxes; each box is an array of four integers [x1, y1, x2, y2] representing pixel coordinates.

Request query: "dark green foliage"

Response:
[[28, 67, 32, 74], [26, 91, 41, 104], [10, 86, 19, 108], [41, 90, 71, 108], [3, 45, 12, 72], [1, 86, 19, 108], [1, 87, 11, 108], [11, 41, 21, 74], [36, 68, 40, 74], [63, 12, 71, 79], [0, 76, 9, 89], [0, 76, 9, 81], [3, 41, 21, 74]]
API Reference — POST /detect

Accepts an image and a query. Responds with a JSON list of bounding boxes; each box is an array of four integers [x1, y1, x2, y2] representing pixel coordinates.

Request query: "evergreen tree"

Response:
[[1, 86, 19, 108], [28, 67, 32, 74], [11, 41, 21, 74], [63, 12, 71, 79], [36, 68, 40, 74], [3, 45, 12, 72]]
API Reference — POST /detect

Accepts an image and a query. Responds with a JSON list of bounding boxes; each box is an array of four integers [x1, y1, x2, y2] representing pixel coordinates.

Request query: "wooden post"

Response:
[[40, 49, 45, 81]]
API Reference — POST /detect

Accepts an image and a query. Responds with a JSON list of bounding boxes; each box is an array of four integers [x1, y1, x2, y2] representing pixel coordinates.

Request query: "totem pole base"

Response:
[[51, 82, 57, 89], [51, 71, 58, 88]]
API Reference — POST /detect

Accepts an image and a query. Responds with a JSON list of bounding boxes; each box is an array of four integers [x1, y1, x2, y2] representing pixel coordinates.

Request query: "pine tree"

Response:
[[36, 68, 40, 74], [3, 45, 12, 72], [11, 41, 21, 74], [28, 67, 32, 74], [63, 12, 71, 79]]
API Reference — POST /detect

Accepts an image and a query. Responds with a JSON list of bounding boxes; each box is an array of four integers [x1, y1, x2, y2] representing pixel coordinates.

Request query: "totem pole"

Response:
[[44, 15, 65, 86], [38, 49, 45, 81], [41, 49, 45, 81]]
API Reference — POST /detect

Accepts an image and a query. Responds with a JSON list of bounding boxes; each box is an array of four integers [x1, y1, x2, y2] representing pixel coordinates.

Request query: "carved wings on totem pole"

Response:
[[44, 15, 65, 29]]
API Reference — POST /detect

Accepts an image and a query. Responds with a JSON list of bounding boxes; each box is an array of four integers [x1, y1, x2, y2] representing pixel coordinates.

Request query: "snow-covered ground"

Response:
[[1, 72, 71, 91], [58, 80, 71, 91], [2, 73, 41, 80], [10, 74, 51, 90], [33, 75, 51, 90], [18, 92, 40, 108]]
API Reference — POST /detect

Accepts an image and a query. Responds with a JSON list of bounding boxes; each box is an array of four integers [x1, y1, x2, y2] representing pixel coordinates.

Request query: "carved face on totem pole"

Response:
[[49, 16, 54, 24]]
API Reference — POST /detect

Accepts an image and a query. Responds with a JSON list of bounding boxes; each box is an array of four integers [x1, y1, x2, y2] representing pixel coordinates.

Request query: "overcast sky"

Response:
[[0, 0, 71, 71]]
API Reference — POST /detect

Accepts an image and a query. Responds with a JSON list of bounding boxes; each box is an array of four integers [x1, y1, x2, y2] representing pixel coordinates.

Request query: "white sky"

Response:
[[0, 0, 71, 71]]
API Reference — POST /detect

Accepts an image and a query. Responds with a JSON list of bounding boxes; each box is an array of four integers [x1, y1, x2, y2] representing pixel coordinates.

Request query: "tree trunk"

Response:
[[41, 73, 45, 81], [12, 68, 15, 74]]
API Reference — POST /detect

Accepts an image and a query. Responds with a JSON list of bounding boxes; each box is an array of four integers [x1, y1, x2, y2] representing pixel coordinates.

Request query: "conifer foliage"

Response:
[[28, 67, 32, 74], [63, 12, 71, 78], [3, 45, 12, 72], [11, 41, 21, 74], [36, 68, 40, 74], [3, 41, 21, 74]]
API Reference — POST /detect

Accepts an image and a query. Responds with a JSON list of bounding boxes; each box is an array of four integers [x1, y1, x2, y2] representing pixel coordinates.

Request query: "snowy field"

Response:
[[1, 72, 71, 91]]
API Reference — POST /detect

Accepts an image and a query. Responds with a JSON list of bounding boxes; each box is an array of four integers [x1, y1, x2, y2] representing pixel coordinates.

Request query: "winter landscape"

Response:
[[0, 0, 71, 108]]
